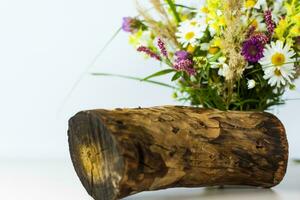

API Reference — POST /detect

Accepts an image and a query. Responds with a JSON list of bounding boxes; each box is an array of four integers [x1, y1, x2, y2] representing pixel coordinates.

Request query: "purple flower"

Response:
[[122, 17, 145, 33], [173, 59, 196, 76], [264, 10, 275, 37], [157, 38, 168, 58], [137, 46, 161, 61], [175, 51, 190, 62], [242, 37, 265, 63], [122, 17, 134, 32], [173, 51, 195, 75]]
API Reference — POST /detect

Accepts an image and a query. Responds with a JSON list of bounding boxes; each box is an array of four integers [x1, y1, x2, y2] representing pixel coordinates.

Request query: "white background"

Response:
[[0, 0, 299, 161]]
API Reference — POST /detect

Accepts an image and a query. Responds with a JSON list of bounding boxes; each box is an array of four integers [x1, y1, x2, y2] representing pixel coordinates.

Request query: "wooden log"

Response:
[[68, 106, 288, 200]]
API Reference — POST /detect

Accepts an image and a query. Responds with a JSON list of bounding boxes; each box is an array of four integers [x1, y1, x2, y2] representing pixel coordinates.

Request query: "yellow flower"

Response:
[[218, 16, 226, 26], [212, 37, 222, 47], [275, 0, 300, 44], [129, 29, 143, 46], [187, 45, 196, 53], [201, 6, 209, 14], [245, 0, 257, 9], [290, 25, 300, 37], [205, 0, 225, 35], [210, 22, 222, 35], [208, 47, 220, 54], [285, 38, 294, 47], [292, 14, 300, 23], [274, 18, 289, 40], [206, 0, 222, 11], [284, 0, 299, 17]]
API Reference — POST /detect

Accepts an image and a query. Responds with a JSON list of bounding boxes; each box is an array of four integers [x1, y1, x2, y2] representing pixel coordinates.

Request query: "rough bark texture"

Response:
[[68, 106, 288, 200]]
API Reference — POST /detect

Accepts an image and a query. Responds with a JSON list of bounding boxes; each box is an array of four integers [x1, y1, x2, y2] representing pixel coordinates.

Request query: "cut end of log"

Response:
[[264, 113, 289, 187], [68, 111, 124, 200]]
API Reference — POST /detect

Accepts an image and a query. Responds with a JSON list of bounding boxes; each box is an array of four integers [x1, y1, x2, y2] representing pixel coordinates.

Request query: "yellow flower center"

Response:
[[201, 7, 209, 14], [271, 53, 286, 66], [187, 45, 196, 53], [208, 47, 220, 54], [219, 17, 226, 26], [245, 0, 257, 8], [185, 32, 195, 40], [274, 68, 282, 76], [190, 21, 197, 26], [251, 19, 258, 28]]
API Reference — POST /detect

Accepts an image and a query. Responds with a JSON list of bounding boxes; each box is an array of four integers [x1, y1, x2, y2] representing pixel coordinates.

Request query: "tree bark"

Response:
[[68, 106, 288, 200]]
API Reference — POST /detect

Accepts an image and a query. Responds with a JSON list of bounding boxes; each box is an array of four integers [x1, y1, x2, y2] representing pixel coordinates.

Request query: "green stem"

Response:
[[58, 28, 122, 114], [91, 72, 177, 89], [165, 0, 181, 23], [294, 159, 300, 163], [263, 61, 298, 68]]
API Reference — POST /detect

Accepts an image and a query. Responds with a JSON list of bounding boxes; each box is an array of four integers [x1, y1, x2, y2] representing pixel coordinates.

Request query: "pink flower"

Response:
[[122, 17, 145, 33], [173, 59, 196, 76], [137, 46, 161, 61], [264, 10, 275, 37], [157, 38, 168, 58]]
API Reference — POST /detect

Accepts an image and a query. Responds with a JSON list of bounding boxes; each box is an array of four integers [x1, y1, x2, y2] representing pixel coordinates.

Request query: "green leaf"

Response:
[[91, 72, 176, 89], [208, 51, 222, 62], [235, 99, 260, 106], [171, 71, 182, 81], [143, 69, 175, 81], [285, 98, 300, 102], [174, 4, 196, 10], [165, 0, 181, 23]]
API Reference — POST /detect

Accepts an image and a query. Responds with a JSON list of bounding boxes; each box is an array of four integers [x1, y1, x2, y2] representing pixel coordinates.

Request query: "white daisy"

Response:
[[195, 5, 209, 19], [176, 18, 207, 48], [247, 79, 256, 89], [241, 10, 266, 31], [249, 15, 266, 31], [208, 26, 216, 37], [254, 0, 268, 9], [259, 40, 296, 88], [272, 0, 286, 23], [210, 57, 230, 78]]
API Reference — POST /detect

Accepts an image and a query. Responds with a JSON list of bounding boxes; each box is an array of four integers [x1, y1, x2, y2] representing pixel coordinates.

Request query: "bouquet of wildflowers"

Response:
[[121, 0, 300, 111]]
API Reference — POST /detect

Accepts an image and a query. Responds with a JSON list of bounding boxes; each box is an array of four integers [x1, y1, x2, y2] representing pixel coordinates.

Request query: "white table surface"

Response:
[[0, 159, 299, 200]]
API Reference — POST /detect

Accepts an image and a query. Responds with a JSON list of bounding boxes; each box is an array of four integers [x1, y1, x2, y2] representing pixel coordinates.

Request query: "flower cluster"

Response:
[[122, 0, 300, 111], [173, 51, 196, 76]]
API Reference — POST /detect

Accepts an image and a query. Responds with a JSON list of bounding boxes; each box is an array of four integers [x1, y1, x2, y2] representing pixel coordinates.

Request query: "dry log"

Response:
[[68, 106, 288, 200]]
